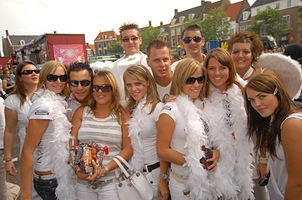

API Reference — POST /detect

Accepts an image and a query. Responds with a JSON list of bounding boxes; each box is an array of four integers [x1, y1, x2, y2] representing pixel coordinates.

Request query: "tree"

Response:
[[140, 26, 163, 52], [200, 7, 231, 41], [248, 8, 288, 37], [107, 41, 123, 54]]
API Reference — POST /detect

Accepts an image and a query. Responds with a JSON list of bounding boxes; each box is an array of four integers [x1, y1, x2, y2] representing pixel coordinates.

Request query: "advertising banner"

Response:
[[53, 44, 85, 65]]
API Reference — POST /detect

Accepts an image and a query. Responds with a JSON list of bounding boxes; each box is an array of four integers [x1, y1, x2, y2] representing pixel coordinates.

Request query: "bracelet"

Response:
[[159, 173, 168, 180], [259, 157, 268, 164], [4, 158, 12, 163], [103, 165, 110, 175]]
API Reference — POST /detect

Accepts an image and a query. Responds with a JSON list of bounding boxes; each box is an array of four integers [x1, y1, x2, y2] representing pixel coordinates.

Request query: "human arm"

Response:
[[20, 119, 49, 200], [2, 79, 15, 91], [156, 113, 186, 165], [281, 118, 302, 199], [4, 107, 18, 176]]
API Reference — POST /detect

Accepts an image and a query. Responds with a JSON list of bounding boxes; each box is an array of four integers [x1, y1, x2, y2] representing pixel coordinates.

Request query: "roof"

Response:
[[7, 35, 38, 46], [251, 0, 278, 7], [15, 34, 46, 52], [172, 5, 203, 23], [94, 30, 118, 41], [225, 1, 244, 21]]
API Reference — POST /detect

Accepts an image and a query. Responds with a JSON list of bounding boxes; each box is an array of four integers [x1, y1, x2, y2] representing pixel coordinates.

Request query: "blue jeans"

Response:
[[33, 178, 58, 200]]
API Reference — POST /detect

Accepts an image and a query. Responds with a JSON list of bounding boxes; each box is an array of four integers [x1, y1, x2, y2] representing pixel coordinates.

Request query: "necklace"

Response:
[[242, 66, 254, 80]]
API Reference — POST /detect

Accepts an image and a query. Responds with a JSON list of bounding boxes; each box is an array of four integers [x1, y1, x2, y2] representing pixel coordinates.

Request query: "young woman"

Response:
[[245, 73, 302, 200], [157, 58, 219, 200], [70, 70, 132, 200], [123, 64, 169, 200], [2, 69, 15, 96], [20, 61, 74, 199], [203, 48, 254, 199]]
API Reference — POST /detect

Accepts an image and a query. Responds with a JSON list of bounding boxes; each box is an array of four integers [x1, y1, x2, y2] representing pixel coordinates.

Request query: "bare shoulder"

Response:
[[281, 116, 302, 140]]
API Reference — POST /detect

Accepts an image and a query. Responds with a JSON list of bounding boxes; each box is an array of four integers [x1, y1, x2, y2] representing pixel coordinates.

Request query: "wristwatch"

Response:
[[259, 157, 268, 164], [159, 173, 168, 180]]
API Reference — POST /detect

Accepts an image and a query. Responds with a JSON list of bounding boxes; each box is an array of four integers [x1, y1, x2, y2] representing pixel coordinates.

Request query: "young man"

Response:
[[67, 62, 93, 120], [110, 23, 150, 106], [171, 24, 205, 71], [146, 39, 173, 101]]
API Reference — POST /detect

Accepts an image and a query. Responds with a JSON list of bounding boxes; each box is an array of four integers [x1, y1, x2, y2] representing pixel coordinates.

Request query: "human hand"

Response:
[[75, 160, 101, 181], [158, 179, 169, 200], [5, 161, 17, 176], [257, 162, 269, 180]]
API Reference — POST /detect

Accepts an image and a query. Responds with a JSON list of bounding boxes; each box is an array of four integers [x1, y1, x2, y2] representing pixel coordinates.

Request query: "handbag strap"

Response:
[[115, 155, 134, 171], [113, 157, 130, 178]]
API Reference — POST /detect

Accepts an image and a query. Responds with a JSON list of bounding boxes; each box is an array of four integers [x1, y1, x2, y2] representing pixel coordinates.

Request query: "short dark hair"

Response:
[[68, 62, 93, 80], [181, 24, 202, 39]]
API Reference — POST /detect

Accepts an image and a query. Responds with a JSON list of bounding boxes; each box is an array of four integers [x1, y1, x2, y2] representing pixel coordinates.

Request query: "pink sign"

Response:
[[53, 44, 85, 65]]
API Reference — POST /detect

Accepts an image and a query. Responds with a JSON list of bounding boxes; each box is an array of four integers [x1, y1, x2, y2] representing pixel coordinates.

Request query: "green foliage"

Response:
[[140, 26, 163, 52], [248, 8, 288, 37], [200, 7, 231, 40], [107, 41, 123, 54]]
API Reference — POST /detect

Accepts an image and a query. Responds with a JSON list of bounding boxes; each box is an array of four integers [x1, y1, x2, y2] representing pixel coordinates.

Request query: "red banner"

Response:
[[53, 44, 85, 65]]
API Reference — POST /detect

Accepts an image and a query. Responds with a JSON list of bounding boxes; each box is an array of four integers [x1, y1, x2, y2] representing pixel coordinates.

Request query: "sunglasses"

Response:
[[20, 69, 40, 75], [92, 84, 112, 93], [46, 74, 68, 82], [185, 76, 205, 85], [183, 36, 202, 44], [121, 36, 139, 43], [70, 80, 91, 87]]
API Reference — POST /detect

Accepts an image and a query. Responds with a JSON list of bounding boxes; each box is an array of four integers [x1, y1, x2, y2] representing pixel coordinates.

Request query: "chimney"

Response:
[[5, 30, 9, 37], [149, 21, 152, 27], [201, 0, 205, 5], [174, 9, 178, 15], [160, 21, 163, 26], [54, 31, 57, 34]]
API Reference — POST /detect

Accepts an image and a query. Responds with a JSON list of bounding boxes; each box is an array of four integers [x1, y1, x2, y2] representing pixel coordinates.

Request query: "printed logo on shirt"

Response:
[[162, 105, 172, 111], [35, 110, 50, 115]]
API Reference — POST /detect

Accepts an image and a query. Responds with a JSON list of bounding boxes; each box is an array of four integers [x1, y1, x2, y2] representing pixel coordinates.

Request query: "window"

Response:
[[275, 3, 280, 9], [188, 13, 195, 20], [287, 0, 291, 7], [179, 16, 185, 23], [283, 15, 290, 30], [102, 35, 107, 39]]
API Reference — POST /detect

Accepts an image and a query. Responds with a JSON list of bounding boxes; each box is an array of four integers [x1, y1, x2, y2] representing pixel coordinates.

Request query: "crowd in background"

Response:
[[1, 23, 302, 200]]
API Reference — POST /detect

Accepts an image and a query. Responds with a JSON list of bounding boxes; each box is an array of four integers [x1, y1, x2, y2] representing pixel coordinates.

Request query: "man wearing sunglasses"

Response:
[[67, 62, 93, 120], [171, 24, 206, 72], [110, 23, 150, 106]]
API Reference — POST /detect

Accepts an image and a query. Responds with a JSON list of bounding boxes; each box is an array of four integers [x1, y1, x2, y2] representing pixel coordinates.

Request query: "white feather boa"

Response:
[[203, 84, 254, 199], [176, 94, 213, 199], [127, 98, 148, 171], [35, 89, 75, 199]]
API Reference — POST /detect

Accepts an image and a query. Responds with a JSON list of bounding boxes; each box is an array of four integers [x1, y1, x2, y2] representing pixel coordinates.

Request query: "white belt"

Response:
[[171, 171, 188, 184], [33, 172, 55, 180]]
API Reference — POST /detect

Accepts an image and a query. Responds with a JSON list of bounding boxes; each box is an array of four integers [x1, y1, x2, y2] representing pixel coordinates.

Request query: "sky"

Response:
[[0, 0, 256, 53]]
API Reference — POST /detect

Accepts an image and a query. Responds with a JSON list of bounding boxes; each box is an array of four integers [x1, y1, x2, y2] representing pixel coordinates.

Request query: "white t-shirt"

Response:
[[66, 93, 82, 121], [160, 101, 187, 176], [4, 94, 32, 152], [157, 82, 171, 102]]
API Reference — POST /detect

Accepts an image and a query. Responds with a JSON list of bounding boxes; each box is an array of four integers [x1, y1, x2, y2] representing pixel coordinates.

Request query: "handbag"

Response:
[[113, 155, 154, 200]]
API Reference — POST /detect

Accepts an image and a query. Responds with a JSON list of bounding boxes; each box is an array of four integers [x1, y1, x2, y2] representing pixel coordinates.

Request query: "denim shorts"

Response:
[[33, 178, 58, 200]]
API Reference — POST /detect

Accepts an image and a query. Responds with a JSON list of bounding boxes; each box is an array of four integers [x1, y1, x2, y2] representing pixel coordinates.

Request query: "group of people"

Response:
[[0, 22, 301, 200]]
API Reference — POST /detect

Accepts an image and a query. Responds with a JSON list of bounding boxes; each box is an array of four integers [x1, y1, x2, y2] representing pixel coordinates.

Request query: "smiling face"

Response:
[[45, 66, 67, 94], [183, 67, 203, 101], [180, 30, 204, 56], [230, 43, 253, 75], [121, 29, 142, 57], [246, 87, 279, 117], [69, 70, 91, 104], [92, 75, 112, 107], [207, 58, 229, 92], [124, 76, 148, 103]]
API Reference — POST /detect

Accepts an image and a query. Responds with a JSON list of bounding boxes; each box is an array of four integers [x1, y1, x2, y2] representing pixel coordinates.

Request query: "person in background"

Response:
[[170, 54, 180, 64], [245, 73, 302, 200], [202, 48, 254, 199], [123, 64, 169, 200], [3, 61, 40, 199], [146, 39, 173, 101], [20, 61, 75, 199], [157, 58, 219, 199], [170, 24, 206, 71], [71, 70, 132, 200], [110, 22, 150, 106], [2, 69, 15, 96], [67, 62, 93, 120]]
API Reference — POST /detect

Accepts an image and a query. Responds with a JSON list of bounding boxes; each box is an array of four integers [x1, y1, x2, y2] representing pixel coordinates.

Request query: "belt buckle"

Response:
[[90, 180, 100, 190]]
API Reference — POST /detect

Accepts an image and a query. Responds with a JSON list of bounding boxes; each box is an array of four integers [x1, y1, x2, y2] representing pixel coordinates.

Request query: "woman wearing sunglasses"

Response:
[[202, 48, 254, 199], [157, 58, 220, 199], [245, 74, 302, 200], [123, 65, 169, 200], [20, 60, 75, 200], [70, 70, 132, 199]]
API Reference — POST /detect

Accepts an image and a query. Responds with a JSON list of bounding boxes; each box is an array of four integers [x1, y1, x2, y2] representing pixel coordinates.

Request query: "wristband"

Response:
[[259, 157, 268, 164], [103, 165, 110, 175], [159, 173, 168, 180]]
